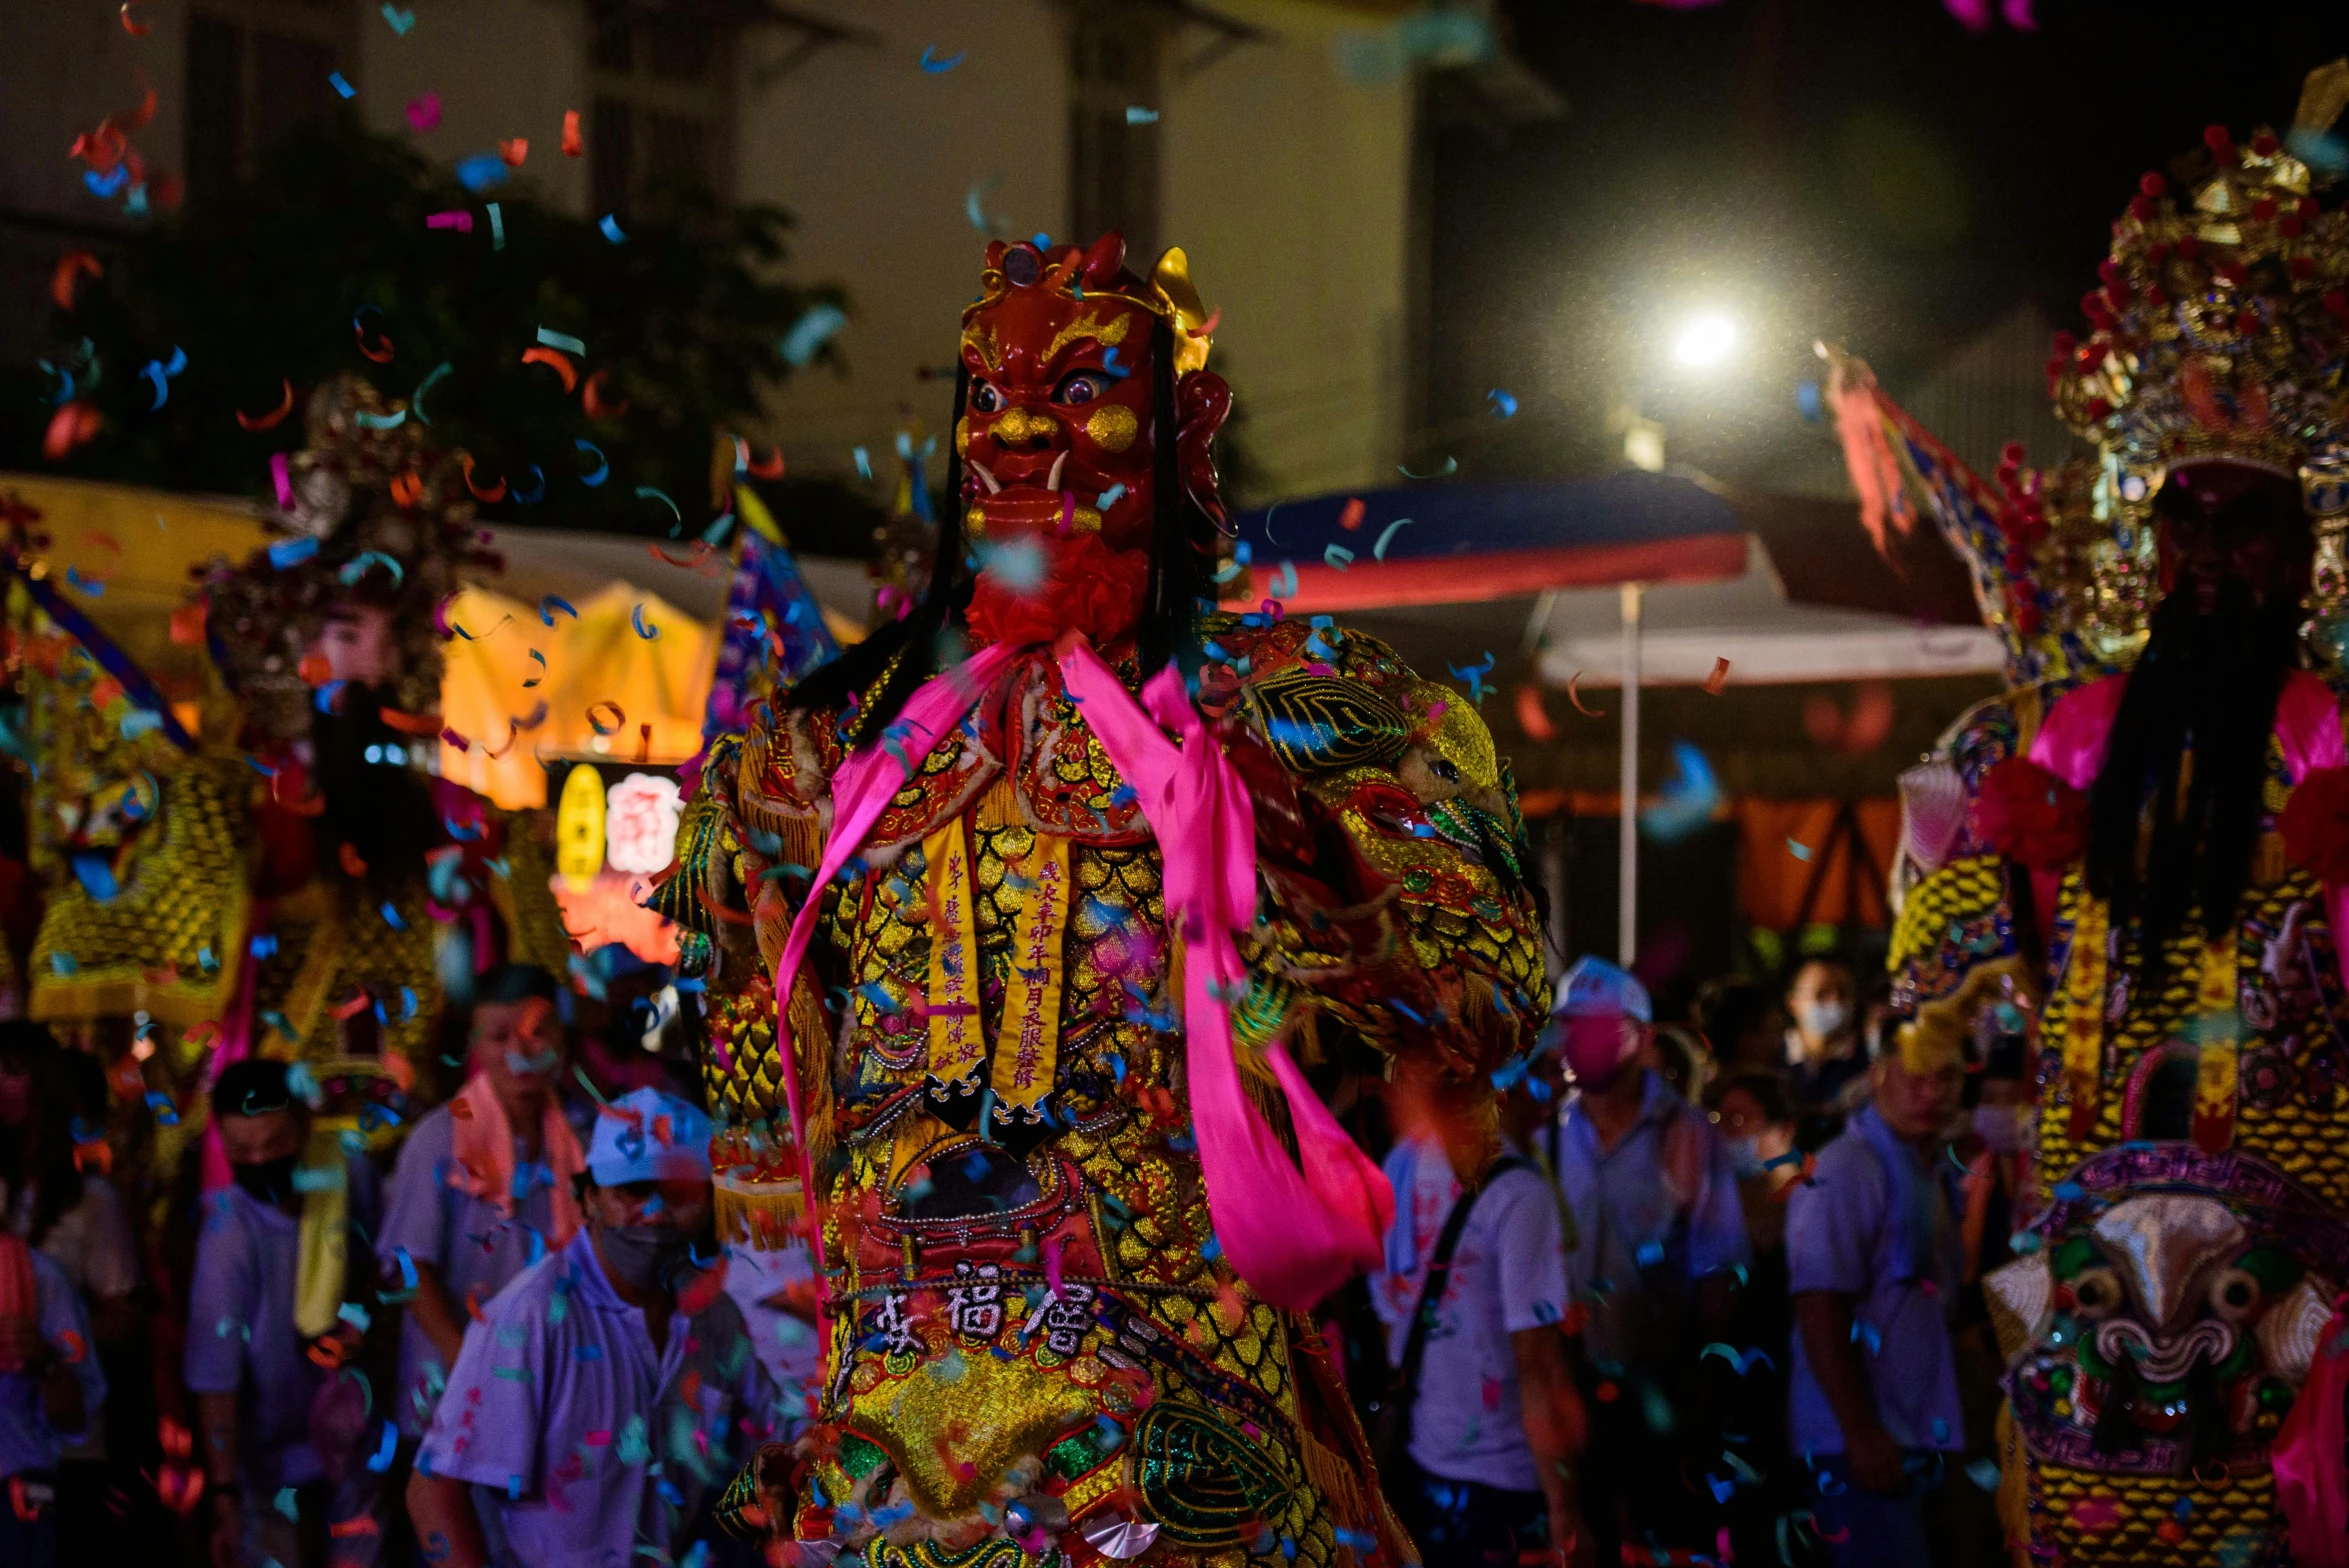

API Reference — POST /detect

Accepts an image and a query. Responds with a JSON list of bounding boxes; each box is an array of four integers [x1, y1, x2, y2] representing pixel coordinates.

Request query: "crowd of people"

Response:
[[1373, 953, 2026, 1568], [0, 960, 804, 1568], [0, 944, 2023, 1568]]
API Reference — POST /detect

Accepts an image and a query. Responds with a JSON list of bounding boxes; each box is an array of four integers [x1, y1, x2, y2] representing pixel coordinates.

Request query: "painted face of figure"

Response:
[[959, 251, 1161, 554], [2153, 460, 2313, 615], [315, 603, 398, 685]]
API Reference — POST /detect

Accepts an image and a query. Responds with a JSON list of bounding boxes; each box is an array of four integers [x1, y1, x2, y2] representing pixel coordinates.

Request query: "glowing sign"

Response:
[[603, 772, 683, 875]]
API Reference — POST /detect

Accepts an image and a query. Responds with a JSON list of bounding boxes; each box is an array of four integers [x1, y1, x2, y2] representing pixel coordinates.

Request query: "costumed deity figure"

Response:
[[659, 234, 1550, 1568], [21, 376, 567, 1212], [1829, 64, 2349, 1566]]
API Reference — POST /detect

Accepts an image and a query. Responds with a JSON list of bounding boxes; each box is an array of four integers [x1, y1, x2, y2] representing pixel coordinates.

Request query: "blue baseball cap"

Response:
[[1554, 956, 1652, 1024], [587, 1087, 713, 1186]]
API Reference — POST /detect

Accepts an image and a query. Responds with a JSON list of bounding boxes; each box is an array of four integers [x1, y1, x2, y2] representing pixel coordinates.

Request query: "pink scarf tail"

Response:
[[2276, 1302, 2349, 1568], [768, 643, 1017, 1354], [1063, 644, 1392, 1308], [2030, 671, 2349, 992]]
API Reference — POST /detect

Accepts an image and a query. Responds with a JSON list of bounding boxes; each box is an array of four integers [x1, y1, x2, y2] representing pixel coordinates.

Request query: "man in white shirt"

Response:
[[1375, 1061, 1588, 1567]]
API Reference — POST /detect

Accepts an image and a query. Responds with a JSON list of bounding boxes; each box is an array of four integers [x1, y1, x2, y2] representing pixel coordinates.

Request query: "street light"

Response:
[[1673, 312, 1737, 369]]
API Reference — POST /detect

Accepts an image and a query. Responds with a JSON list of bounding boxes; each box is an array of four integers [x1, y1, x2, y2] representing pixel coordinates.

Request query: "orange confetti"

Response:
[[461, 455, 507, 503], [377, 706, 445, 736], [1565, 671, 1604, 718], [498, 138, 528, 167], [50, 251, 101, 311], [561, 109, 585, 157], [119, 2, 151, 36], [1703, 656, 1731, 695], [521, 345, 578, 393], [44, 401, 103, 462], [297, 652, 334, 686], [170, 599, 207, 645], [746, 446, 786, 480], [1515, 684, 1557, 742], [235, 378, 295, 431], [388, 471, 423, 507], [1337, 497, 1365, 532], [582, 368, 627, 419], [339, 843, 370, 878]]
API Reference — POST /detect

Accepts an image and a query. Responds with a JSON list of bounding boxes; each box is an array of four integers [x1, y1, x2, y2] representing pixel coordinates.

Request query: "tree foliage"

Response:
[[6, 116, 847, 535]]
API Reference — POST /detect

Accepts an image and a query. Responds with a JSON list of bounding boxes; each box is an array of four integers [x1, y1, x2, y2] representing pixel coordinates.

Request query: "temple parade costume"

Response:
[[14, 377, 568, 1207], [662, 234, 1551, 1568], [1832, 64, 2349, 1566]]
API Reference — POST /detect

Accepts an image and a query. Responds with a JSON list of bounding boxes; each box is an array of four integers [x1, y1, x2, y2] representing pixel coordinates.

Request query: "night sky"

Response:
[[1424, 0, 2349, 487]]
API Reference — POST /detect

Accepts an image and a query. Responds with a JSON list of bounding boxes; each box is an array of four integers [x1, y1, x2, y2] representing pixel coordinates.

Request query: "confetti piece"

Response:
[[562, 109, 584, 157], [1487, 388, 1518, 418], [1788, 838, 1813, 861], [487, 202, 505, 250], [1372, 517, 1414, 560], [536, 326, 587, 356], [1565, 671, 1603, 717], [633, 486, 680, 526], [120, 3, 151, 37], [1323, 544, 1354, 570], [1704, 656, 1732, 694], [50, 251, 101, 311], [456, 153, 507, 192], [1516, 684, 1557, 741], [270, 536, 320, 570], [405, 93, 440, 132], [521, 345, 577, 391], [919, 44, 966, 71], [329, 72, 356, 100], [573, 439, 609, 486], [586, 700, 626, 736], [539, 595, 577, 626], [1398, 456, 1457, 479], [352, 305, 395, 363], [599, 213, 628, 244], [630, 603, 660, 639], [1126, 106, 1159, 124], [499, 137, 528, 167], [781, 303, 848, 367], [382, 3, 415, 34]]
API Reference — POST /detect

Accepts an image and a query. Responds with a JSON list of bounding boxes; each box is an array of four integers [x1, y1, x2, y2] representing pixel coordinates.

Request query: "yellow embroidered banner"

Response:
[[2061, 893, 2109, 1141], [992, 834, 1073, 1118], [2191, 932, 2240, 1154], [924, 820, 985, 1086]]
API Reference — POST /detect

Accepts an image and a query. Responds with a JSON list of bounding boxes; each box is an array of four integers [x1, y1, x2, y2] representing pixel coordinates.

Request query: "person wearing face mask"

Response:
[[183, 1057, 385, 1568], [1782, 958, 1865, 1138], [1544, 957, 1748, 1566], [375, 965, 582, 1550], [406, 1087, 782, 1567]]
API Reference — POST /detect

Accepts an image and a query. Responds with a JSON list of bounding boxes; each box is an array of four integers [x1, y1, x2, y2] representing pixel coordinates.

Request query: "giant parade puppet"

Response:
[[14, 375, 569, 1197], [655, 233, 1551, 1568], [1831, 63, 2349, 1567]]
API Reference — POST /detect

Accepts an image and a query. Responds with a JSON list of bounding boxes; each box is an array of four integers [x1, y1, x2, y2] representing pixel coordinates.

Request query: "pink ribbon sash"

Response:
[[2028, 670, 2349, 989], [1057, 637, 1392, 1309], [767, 638, 1392, 1351]]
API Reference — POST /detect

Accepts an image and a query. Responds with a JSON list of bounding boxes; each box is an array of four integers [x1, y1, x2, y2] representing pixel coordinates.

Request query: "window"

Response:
[[1068, 7, 1162, 262], [588, 0, 736, 217], [185, 1, 352, 208]]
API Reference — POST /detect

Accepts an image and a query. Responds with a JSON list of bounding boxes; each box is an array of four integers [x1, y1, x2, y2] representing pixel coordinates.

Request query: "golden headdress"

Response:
[[963, 234, 1216, 377]]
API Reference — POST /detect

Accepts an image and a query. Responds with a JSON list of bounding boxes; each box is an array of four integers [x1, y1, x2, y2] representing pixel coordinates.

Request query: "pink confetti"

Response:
[[406, 93, 441, 132], [269, 451, 293, 509], [425, 210, 473, 233]]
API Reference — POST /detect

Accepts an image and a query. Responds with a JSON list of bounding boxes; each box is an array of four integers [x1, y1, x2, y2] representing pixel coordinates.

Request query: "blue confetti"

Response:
[[455, 154, 508, 192], [328, 72, 356, 100], [918, 44, 966, 71], [599, 213, 628, 244]]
